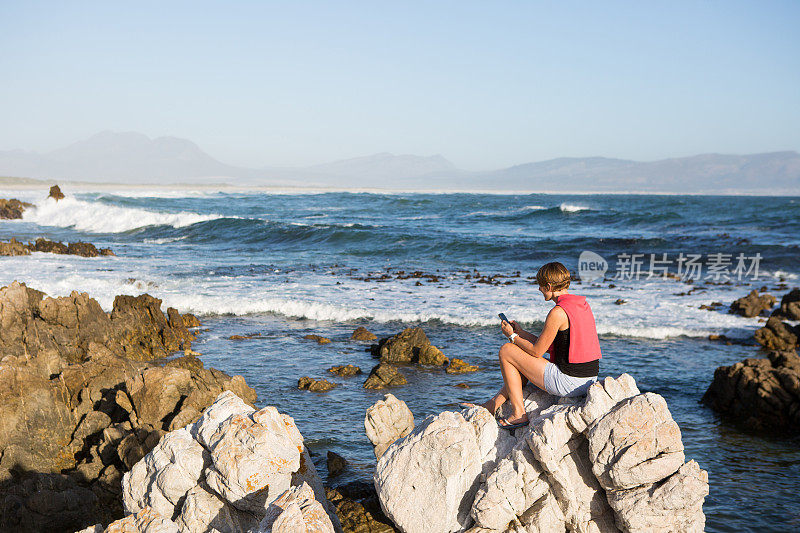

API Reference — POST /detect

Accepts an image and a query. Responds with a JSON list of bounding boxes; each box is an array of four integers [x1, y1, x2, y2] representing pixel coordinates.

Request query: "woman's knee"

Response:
[[499, 342, 516, 360]]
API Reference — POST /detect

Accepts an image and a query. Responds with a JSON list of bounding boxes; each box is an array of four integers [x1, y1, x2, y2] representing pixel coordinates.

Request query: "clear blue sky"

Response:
[[1, 1, 798, 169]]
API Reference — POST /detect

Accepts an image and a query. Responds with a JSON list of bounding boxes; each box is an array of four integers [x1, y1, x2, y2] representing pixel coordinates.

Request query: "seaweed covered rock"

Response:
[[373, 375, 708, 533], [0, 238, 114, 257], [372, 327, 432, 364], [754, 317, 799, 351], [363, 363, 407, 389], [0, 197, 33, 219], [703, 349, 800, 432]]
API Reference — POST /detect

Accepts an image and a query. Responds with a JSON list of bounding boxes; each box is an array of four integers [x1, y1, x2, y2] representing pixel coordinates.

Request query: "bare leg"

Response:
[[497, 342, 548, 424], [482, 377, 529, 414]]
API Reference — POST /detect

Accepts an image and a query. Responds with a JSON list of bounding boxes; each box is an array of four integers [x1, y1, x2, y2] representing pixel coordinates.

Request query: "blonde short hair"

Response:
[[535, 262, 571, 291]]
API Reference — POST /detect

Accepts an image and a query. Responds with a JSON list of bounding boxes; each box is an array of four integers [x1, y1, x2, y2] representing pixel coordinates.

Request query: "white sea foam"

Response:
[[20, 196, 223, 233], [559, 203, 591, 212], [143, 236, 189, 244]]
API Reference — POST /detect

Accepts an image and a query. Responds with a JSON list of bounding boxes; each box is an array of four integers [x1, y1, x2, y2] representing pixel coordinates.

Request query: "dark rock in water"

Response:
[[364, 364, 408, 389], [181, 313, 201, 328], [373, 327, 433, 364], [325, 481, 398, 533], [304, 334, 332, 344], [755, 316, 799, 351], [327, 451, 347, 477], [417, 344, 448, 366], [0, 238, 31, 256], [773, 288, 800, 321], [351, 326, 377, 341], [446, 358, 479, 374], [703, 350, 800, 433], [0, 237, 115, 257], [0, 198, 33, 219], [328, 364, 362, 376], [614, 298, 627, 305], [0, 281, 256, 531], [730, 289, 776, 317], [48, 184, 65, 201], [298, 376, 337, 392], [228, 333, 263, 340], [454, 382, 470, 388]]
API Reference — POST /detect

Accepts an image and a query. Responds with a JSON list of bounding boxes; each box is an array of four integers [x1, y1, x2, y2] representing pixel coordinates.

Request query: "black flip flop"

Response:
[[497, 416, 529, 430]]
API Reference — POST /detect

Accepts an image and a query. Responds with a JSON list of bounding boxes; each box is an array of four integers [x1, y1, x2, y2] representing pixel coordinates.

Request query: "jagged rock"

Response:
[[374, 327, 430, 364], [121, 392, 341, 533], [325, 482, 398, 533], [0, 197, 33, 219], [374, 411, 483, 533], [298, 376, 337, 392], [774, 288, 800, 321], [328, 364, 362, 377], [0, 283, 254, 531], [363, 364, 407, 389], [122, 428, 207, 519], [105, 506, 180, 532], [182, 313, 201, 328], [703, 350, 800, 432], [255, 482, 336, 533], [374, 375, 708, 533], [730, 289, 776, 317], [754, 316, 799, 351], [304, 334, 332, 344], [327, 451, 347, 477], [351, 326, 377, 341], [446, 358, 479, 374], [364, 394, 415, 459], [0, 237, 30, 256], [49, 184, 65, 200], [418, 345, 448, 366]]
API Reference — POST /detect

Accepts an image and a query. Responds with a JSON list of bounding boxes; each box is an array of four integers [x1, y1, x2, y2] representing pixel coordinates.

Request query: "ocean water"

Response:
[[1, 189, 799, 532]]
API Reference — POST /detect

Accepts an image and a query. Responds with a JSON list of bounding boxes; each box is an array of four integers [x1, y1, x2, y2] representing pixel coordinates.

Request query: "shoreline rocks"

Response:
[[371, 375, 708, 533], [0, 281, 254, 532], [364, 364, 408, 389], [729, 289, 775, 317], [0, 237, 114, 257], [0, 198, 33, 219], [298, 376, 337, 392]]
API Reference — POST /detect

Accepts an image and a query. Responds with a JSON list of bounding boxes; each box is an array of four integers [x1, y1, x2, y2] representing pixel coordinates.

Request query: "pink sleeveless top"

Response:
[[547, 293, 602, 363]]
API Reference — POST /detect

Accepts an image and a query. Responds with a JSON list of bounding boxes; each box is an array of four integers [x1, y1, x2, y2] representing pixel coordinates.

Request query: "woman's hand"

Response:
[[501, 320, 515, 337]]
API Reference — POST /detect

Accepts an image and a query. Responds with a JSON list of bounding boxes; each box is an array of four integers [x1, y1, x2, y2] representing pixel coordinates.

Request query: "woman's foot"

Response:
[[459, 398, 504, 416], [497, 413, 529, 430]]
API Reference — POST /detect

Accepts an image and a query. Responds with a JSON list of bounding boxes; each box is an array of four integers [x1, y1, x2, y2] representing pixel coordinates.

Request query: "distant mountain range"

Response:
[[1, 131, 798, 193]]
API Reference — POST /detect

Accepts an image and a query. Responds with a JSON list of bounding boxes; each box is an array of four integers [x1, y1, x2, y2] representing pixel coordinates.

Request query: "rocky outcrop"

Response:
[[446, 358, 479, 374], [371, 328, 442, 365], [373, 375, 708, 533], [91, 391, 339, 533], [298, 376, 337, 392], [754, 316, 799, 351], [304, 334, 332, 344], [0, 198, 33, 219], [364, 364, 407, 389], [703, 349, 800, 432], [0, 238, 114, 257], [49, 184, 66, 201], [329, 364, 362, 377], [0, 282, 253, 532], [773, 288, 800, 321], [729, 289, 775, 317], [365, 394, 415, 459]]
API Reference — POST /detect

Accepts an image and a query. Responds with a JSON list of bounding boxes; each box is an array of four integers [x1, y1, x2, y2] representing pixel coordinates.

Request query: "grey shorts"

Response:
[[543, 361, 598, 397]]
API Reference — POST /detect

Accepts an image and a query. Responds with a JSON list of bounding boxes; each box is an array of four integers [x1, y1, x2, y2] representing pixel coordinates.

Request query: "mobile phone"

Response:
[[498, 313, 512, 325]]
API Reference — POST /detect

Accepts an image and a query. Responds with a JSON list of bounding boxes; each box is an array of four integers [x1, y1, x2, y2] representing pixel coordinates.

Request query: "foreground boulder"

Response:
[[364, 394, 415, 459], [108, 391, 339, 533], [703, 349, 800, 432], [373, 375, 708, 533], [0, 282, 253, 532]]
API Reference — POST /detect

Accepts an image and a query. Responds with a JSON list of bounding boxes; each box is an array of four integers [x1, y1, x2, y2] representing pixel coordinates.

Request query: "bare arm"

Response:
[[502, 308, 567, 358]]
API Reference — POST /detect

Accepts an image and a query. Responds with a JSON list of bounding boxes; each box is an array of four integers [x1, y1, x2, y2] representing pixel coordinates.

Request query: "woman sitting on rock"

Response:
[[468, 261, 601, 429]]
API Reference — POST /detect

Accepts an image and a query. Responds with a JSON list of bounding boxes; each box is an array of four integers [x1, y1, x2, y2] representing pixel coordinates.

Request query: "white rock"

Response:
[[174, 484, 258, 533], [254, 482, 336, 533], [204, 406, 301, 513], [104, 506, 180, 533], [460, 405, 517, 476], [374, 411, 482, 533], [122, 428, 208, 519], [604, 460, 709, 533], [74, 525, 103, 533], [190, 390, 256, 449], [587, 393, 685, 491], [364, 394, 415, 459]]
